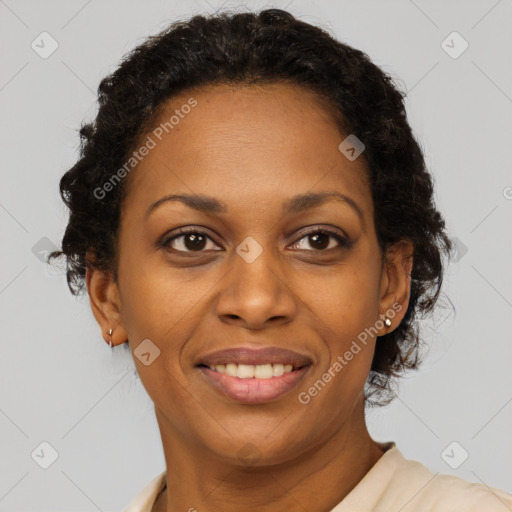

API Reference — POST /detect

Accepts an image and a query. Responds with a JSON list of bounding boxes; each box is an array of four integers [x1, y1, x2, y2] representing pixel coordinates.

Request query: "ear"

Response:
[[85, 253, 128, 347], [377, 239, 414, 335]]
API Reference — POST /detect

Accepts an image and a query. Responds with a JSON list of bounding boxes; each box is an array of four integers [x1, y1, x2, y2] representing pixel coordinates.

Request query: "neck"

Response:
[[153, 397, 384, 512]]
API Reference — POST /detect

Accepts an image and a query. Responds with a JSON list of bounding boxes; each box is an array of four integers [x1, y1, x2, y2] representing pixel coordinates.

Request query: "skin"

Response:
[[86, 83, 413, 511]]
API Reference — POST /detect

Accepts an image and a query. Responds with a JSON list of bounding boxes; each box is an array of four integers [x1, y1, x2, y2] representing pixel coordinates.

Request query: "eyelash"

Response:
[[158, 226, 351, 254]]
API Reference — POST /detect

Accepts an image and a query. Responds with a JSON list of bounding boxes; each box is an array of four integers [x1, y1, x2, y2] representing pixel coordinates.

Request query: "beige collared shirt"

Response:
[[123, 441, 512, 511]]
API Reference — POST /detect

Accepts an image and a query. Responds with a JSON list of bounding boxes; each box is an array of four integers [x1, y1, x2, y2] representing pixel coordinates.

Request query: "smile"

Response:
[[197, 365, 310, 403], [206, 363, 295, 378], [195, 346, 312, 404]]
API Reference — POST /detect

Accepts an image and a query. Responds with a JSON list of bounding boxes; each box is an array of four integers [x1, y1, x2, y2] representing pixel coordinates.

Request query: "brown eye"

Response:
[[291, 229, 349, 251], [160, 228, 222, 253]]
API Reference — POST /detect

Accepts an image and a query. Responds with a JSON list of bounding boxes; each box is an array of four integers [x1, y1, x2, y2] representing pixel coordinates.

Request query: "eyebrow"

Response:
[[145, 191, 364, 224]]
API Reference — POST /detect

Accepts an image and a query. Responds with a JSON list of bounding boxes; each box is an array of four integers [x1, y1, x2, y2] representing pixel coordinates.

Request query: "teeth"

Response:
[[273, 364, 284, 377], [209, 363, 296, 378], [254, 364, 273, 379], [225, 363, 237, 377], [237, 364, 254, 378]]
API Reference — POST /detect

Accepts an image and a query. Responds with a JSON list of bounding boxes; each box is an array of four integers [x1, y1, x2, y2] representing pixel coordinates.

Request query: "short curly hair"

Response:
[[48, 8, 453, 407]]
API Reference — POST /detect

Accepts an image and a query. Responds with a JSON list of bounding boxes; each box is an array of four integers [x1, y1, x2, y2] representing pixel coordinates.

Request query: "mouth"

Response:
[[195, 347, 312, 404], [200, 362, 300, 378]]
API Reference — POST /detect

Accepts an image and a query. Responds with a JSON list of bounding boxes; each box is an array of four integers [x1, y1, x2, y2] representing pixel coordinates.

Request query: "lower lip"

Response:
[[198, 366, 310, 404]]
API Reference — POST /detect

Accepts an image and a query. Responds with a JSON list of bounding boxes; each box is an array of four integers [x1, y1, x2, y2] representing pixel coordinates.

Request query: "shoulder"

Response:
[[123, 470, 167, 512], [426, 472, 512, 510], [386, 448, 512, 511]]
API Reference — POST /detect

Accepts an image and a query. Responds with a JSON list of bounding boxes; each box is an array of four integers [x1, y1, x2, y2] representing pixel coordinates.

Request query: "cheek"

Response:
[[116, 243, 194, 339], [308, 260, 380, 337], [305, 254, 381, 380], [117, 274, 165, 341], [117, 252, 211, 379], [119, 271, 194, 416]]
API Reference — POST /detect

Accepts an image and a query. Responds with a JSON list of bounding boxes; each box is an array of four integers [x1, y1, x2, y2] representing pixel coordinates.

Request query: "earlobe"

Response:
[[85, 264, 128, 347], [378, 240, 414, 333]]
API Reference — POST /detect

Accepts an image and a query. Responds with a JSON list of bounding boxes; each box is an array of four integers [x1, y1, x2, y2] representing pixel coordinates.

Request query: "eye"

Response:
[[159, 227, 221, 253], [290, 228, 349, 251], [158, 226, 350, 254]]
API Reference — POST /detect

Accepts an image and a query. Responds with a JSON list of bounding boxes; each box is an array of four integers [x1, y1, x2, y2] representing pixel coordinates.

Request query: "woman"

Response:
[[48, 8, 512, 512]]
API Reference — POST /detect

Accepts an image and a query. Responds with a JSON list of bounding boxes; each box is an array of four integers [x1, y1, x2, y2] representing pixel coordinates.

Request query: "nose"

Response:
[[215, 247, 296, 330]]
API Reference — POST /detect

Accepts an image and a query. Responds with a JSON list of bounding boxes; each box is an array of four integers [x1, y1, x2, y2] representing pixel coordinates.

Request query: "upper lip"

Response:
[[196, 347, 313, 368]]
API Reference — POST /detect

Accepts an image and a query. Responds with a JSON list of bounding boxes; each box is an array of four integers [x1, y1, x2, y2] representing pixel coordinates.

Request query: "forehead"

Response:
[[123, 82, 372, 221]]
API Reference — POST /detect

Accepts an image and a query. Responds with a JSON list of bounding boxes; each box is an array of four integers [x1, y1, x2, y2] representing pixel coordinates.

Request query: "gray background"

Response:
[[1, 0, 511, 510]]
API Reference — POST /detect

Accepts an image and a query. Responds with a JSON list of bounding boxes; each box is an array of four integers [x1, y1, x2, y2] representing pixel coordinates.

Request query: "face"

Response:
[[87, 82, 411, 465]]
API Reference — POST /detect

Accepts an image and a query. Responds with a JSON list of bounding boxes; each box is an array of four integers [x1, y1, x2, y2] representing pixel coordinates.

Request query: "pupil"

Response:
[[185, 233, 206, 251], [310, 233, 329, 250]]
